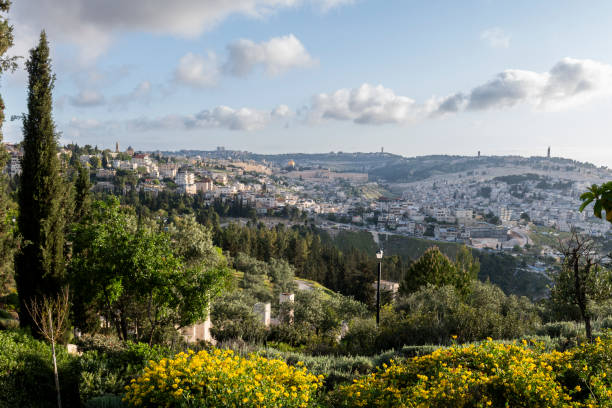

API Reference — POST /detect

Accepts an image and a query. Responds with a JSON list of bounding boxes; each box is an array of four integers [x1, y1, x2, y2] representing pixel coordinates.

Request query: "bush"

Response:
[[373, 282, 540, 353], [537, 321, 583, 339], [210, 291, 267, 344], [77, 340, 170, 403], [258, 348, 374, 390], [331, 336, 612, 407], [0, 330, 80, 407], [339, 318, 378, 355], [123, 348, 323, 407]]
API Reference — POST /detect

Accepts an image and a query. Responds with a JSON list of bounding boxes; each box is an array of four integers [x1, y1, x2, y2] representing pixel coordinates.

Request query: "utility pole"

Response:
[[376, 249, 383, 326]]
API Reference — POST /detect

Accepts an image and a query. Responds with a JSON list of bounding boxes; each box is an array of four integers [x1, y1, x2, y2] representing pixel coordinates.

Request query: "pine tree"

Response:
[[15, 31, 67, 331], [0, 0, 17, 292]]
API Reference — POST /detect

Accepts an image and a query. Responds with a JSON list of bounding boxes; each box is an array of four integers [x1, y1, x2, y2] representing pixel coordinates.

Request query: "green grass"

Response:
[[528, 226, 571, 249], [294, 278, 335, 296]]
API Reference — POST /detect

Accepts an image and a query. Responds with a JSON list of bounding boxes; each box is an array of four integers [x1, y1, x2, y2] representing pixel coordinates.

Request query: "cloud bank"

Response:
[[64, 57, 612, 140], [12, 0, 350, 62], [308, 58, 612, 125], [436, 57, 612, 114]]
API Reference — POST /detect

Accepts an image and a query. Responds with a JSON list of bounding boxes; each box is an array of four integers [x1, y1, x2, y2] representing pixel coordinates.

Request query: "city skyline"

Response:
[[3, 1, 612, 167]]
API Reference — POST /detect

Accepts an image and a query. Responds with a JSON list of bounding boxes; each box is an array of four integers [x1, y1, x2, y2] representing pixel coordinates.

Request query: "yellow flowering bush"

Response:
[[333, 337, 612, 408], [123, 348, 323, 407]]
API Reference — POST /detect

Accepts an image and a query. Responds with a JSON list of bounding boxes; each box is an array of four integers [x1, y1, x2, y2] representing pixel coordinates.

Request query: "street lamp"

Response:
[[376, 249, 383, 327]]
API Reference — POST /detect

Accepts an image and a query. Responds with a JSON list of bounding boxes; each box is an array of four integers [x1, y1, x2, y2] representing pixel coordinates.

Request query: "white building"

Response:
[[175, 171, 195, 186]]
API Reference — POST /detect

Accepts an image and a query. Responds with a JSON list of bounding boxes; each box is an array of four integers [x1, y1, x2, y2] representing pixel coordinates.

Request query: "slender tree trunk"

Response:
[[585, 315, 592, 340], [49, 309, 62, 408]]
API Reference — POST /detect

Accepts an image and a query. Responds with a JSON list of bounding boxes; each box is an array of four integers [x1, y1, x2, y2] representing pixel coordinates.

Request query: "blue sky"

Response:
[[3, 0, 612, 166]]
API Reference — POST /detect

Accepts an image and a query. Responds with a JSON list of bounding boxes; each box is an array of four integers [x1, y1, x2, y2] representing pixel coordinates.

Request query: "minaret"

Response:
[[478, 150, 481, 158], [547, 146, 550, 159], [115, 141, 119, 153]]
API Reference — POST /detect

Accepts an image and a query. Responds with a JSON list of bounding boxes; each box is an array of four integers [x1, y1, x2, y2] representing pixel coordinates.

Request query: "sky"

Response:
[[3, 0, 612, 166]]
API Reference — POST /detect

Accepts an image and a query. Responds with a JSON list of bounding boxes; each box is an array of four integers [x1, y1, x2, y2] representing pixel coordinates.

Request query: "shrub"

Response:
[[77, 340, 170, 403], [374, 282, 540, 353], [537, 321, 583, 339], [258, 348, 374, 390], [332, 336, 612, 408], [0, 330, 80, 407], [123, 348, 323, 407], [339, 318, 378, 355]]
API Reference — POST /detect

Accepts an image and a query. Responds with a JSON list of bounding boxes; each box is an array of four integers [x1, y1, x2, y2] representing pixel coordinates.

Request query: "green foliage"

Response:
[[0, 330, 80, 407], [269, 289, 369, 348], [400, 246, 474, 296], [580, 181, 612, 223], [0, 3, 17, 289], [73, 161, 91, 221], [332, 230, 379, 254], [16, 31, 69, 332], [344, 281, 541, 355], [210, 291, 267, 344], [77, 337, 170, 403], [339, 317, 378, 356], [70, 199, 230, 343]]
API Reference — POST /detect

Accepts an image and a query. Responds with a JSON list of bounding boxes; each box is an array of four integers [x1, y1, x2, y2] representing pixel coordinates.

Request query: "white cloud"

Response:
[[69, 90, 106, 107], [124, 105, 285, 132], [308, 83, 420, 125], [306, 58, 612, 124], [111, 80, 153, 107], [541, 58, 612, 110], [314, 0, 354, 12], [434, 58, 612, 114], [65, 117, 113, 138], [174, 52, 220, 87], [272, 104, 292, 117], [480, 27, 511, 49], [11, 0, 351, 63], [467, 69, 548, 110], [224, 34, 315, 76]]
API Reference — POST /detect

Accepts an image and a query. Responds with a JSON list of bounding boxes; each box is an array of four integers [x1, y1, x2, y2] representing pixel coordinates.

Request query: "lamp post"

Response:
[[376, 249, 383, 327]]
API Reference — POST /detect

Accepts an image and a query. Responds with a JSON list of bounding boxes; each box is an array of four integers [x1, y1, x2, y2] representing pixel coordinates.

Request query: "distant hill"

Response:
[[157, 150, 610, 183]]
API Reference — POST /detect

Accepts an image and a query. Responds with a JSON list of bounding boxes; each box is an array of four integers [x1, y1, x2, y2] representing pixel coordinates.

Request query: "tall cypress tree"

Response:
[[0, 0, 18, 292], [15, 31, 66, 330], [73, 161, 91, 221]]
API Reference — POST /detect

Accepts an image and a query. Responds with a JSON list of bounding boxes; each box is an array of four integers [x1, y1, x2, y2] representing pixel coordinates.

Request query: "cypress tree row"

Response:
[[15, 31, 67, 331]]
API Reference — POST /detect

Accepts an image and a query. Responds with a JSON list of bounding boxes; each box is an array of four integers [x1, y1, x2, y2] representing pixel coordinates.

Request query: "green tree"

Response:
[[551, 232, 612, 340], [88, 155, 101, 169], [401, 246, 474, 296], [15, 32, 67, 331], [73, 162, 91, 221], [210, 291, 267, 344], [70, 199, 230, 344], [0, 0, 18, 294]]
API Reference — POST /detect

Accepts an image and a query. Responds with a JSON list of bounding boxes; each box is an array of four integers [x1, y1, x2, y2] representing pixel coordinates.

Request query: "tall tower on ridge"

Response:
[[115, 141, 119, 153], [547, 146, 550, 159]]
